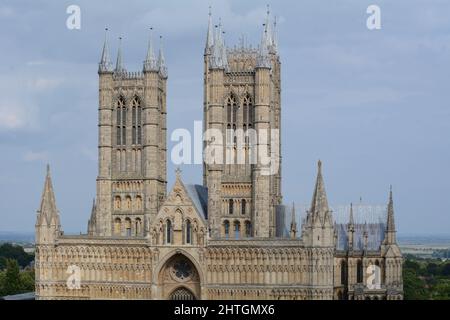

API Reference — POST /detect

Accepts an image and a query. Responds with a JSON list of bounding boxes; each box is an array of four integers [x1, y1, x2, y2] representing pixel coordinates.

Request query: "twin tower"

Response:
[[91, 9, 282, 239]]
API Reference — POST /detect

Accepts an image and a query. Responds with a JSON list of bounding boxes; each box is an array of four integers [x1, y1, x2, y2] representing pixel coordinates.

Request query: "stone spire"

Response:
[[220, 27, 228, 70], [115, 37, 126, 74], [347, 203, 355, 250], [348, 203, 355, 227], [37, 165, 60, 227], [209, 19, 226, 69], [158, 35, 168, 78], [272, 15, 278, 53], [143, 27, 158, 72], [87, 198, 97, 236], [302, 161, 334, 247], [256, 14, 271, 69], [264, 5, 273, 49], [309, 160, 330, 216], [363, 222, 369, 251], [385, 185, 397, 244], [99, 28, 113, 73], [290, 202, 297, 239], [205, 6, 214, 54]]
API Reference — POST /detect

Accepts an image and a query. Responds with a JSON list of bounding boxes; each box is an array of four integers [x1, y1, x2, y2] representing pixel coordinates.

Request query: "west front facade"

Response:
[[34, 9, 403, 300]]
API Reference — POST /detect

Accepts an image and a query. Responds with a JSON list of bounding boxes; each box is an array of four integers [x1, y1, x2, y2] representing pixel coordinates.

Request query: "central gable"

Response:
[[149, 172, 207, 246]]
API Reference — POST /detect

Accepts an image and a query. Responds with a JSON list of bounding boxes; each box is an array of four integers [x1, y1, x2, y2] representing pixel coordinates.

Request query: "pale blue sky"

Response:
[[0, 0, 449, 234]]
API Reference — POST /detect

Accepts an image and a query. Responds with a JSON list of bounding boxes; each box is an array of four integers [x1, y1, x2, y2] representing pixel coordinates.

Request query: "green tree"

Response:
[[19, 269, 35, 292], [441, 263, 450, 277], [426, 262, 439, 276], [0, 243, 34, 269], [0, 259, 22, 296], [403, 268, 428, 300]]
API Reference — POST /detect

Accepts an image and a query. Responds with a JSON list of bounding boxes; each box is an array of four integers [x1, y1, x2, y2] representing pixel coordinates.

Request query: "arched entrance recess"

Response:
[[158, 253, 200, 300]]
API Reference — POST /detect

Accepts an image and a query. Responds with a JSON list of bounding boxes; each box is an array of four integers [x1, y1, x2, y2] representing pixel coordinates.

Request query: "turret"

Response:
[[115, 37, 126, 75], [158, 36, 168, 79], [35, 165, 61, 245], [347, 203, 355, 250], [384, 186, 397, 245], [98, 28, 113, 73], [143, 28, 158, 72], [290, 202, 297, 239], [302, 161, 334, 247], [87, 199, 97, 236], [205, 6, 214, 55]]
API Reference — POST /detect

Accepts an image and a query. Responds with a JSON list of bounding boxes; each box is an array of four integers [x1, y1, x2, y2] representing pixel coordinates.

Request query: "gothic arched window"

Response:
[[114, 196, 121, 210], [166, 220, 172, 244], [131, 97, 142, 145], [226, 94, 237, 126], [245, 220, 251, 237], [185, 220, 192, 244], [125, 218, 132, 237], [223, 220, 230, 239], [234, 221, 240, 239], [116, 96, 126, 145], [114, 218, 121, 236], [243, 94, 252, 126], [341, 260, 347, 285], [125, 195, 132, 210], [241, 199, 246, 215], [135, 218, 142, 236], [357, 260, 363, 283], [228, 199, 234, 215]]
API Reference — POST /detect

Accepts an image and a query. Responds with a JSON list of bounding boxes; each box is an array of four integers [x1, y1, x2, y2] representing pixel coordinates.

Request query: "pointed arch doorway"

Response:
[[169, 287, 196, 300], [158, 253, 201, 300]]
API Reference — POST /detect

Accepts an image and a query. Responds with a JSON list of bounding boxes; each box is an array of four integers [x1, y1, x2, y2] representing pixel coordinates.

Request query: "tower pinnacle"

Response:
[[37, 165, 60, 226], [115, 37, 126, 74], [385, 185, 397, 244], [158, 35, 168, 78], [205, 6, 214, 54], [99, 28, 113, 73], [144, 27, 158, 72], [290, 202, 297, 239]]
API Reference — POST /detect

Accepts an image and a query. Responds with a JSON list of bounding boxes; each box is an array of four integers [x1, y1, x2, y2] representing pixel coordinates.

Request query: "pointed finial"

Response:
[[46, 163, 50, 175], [158, 35, 168, 78], [292, 201, 296, 222], [144, 27, 158, 72], [99, 27, 113, 73], [272, 15, 278, 52], [205, 6, 214, 53], [175, 167, 182, 177], [115, 36, 125, 73], [290, 201, 297, 238], [349, 202, 354, 226]]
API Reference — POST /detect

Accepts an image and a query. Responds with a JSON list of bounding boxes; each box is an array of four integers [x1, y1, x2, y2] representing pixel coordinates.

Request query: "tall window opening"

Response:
[[186, 220, 192, 244], [245, 221, 251, 237], [234, 221, 240, 239], [223, 220, 230, 239], [357, 260, 363, 283], [125, 218, 132, 237], [228, 199, 234, 215], [116, 96, 126, 145], [166, 220, 172, 244], [131, 97, 142, 145]]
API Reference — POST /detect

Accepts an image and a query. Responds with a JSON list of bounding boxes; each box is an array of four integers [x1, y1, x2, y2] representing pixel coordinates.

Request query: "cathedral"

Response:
[[34, 9, 403, 300]]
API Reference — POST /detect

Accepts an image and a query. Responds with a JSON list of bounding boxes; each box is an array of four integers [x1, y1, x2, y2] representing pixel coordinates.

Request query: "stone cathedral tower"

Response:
[[203, 9, 282, 238], [91, 30, 168, 237]]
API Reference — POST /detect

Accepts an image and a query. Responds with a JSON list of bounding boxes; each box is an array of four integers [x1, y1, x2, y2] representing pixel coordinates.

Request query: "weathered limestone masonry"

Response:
[[35, 9, 403, 300]]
